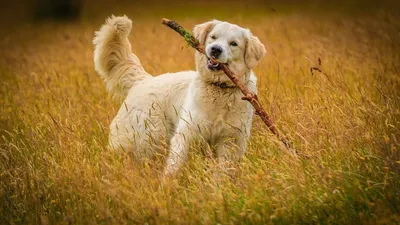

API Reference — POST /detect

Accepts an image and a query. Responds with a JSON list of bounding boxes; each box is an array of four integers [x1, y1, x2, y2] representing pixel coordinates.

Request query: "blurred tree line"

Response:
[[35, 0, 81, 20]]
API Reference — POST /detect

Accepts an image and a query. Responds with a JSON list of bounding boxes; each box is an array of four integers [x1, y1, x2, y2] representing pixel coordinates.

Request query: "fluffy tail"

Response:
[[93, 15, 151, 101]]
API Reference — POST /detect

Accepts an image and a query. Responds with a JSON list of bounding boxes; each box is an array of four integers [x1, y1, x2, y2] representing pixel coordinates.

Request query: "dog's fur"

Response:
[[93, 15, 266, 176]]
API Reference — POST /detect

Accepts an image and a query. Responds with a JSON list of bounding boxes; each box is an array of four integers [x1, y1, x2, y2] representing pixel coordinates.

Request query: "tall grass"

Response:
[[0, 1, 399, 224]]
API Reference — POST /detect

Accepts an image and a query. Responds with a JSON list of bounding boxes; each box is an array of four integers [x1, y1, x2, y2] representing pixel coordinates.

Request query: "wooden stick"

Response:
[[161, 18, 293, 151]]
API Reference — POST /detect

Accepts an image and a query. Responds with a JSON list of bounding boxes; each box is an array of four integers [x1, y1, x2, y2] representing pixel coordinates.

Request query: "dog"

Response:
[[93, 15, 266, 176]]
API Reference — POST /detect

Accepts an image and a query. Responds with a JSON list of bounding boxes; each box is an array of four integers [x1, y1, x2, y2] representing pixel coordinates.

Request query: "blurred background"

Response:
[[1, 0, 399, 25], [1, 0, 399, 84]]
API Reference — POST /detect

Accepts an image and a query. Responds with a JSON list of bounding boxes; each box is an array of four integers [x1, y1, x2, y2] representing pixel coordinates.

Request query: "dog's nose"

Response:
[[210, 45, 222, 58]]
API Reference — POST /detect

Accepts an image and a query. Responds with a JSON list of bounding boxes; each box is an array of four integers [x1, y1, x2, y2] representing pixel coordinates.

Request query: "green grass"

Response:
[[0, 0, 399, 224]]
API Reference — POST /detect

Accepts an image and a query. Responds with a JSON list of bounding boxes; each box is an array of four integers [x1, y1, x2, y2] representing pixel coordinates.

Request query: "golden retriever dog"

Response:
[[93, 15, 266, 176]]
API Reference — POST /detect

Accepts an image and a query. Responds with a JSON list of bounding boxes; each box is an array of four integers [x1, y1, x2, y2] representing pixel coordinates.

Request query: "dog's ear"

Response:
[[193, 20, 219, 45], [244, 31, 266, 69]]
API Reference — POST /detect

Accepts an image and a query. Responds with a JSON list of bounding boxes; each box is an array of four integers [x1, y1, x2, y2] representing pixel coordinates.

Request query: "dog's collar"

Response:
[[209, 81, 237, 89]]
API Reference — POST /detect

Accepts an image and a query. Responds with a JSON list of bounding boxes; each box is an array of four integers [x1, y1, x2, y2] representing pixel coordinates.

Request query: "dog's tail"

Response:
[[93, 15, 151, 101]]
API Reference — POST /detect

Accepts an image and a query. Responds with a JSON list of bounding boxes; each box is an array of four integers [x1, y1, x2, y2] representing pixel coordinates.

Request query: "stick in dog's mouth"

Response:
[[207, 57, 223, 71], [207, 58, 221, 71]]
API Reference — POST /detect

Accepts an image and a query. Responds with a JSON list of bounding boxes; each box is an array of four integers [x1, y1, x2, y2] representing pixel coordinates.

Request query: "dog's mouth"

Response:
[[207, 58, 222, 71]]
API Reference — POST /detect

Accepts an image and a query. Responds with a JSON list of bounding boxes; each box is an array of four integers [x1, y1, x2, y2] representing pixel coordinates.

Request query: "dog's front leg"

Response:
[[215, 135, 247, 161], [163, 122, 192, 177], [211, 136, 247, 179]]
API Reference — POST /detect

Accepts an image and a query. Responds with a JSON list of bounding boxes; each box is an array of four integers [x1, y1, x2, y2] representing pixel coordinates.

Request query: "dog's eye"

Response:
[[211, 35, 217, 40], [230, 41, 238, 46]]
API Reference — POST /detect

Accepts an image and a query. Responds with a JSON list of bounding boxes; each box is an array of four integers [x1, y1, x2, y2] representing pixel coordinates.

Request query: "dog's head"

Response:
[[193, 20, 266, 82]]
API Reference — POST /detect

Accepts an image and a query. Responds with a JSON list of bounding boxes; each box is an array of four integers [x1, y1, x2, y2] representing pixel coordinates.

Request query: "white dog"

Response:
[[93, 15, 266, 176]]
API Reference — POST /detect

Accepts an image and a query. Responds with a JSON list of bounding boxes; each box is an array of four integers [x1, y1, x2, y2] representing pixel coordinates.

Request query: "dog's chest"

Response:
[[195, 86, 252, 124]]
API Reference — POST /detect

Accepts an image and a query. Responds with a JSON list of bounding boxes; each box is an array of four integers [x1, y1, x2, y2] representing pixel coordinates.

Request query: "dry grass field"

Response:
[[1, 0, 399, 224]]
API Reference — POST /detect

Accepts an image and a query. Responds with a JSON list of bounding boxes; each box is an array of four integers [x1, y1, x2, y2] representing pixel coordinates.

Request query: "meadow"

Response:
[[0, 0, 399, 224]]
